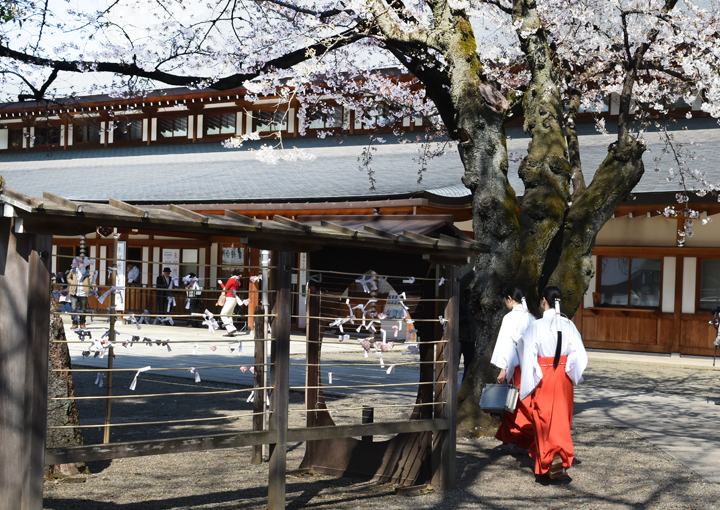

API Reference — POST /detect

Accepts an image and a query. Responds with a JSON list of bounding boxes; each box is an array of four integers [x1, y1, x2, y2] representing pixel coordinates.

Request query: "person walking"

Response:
[[67, 258, 94, 329], [218, 268, 242, 338], [519, 286, 588, 480], [491, 284, 536, 450]]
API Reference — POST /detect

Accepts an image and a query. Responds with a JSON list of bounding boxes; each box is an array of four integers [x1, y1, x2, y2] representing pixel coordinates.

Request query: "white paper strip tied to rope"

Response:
[[202, 309, 219, 333], [166, 296, 176, 312], [126, 314, 142, 330], [249, 275, 262, 283], [403, 276, 415, 284], [189, 367, 201, 383], [153, 316, 174, 326], [360, 339, 372, 358], [97, 286, 125, 305], [438, 315, 446, 327], [386, 365, 395, 375], [94, 372, 106, 387], [228, 342, 243, 355], [328, 372, 333, 385], [403, 344, 420, 356], [438, 277, 445, 287], [129, 366, 151, 391], [74, 329, 92, 341], [355, 274, 377, 293], [107, 267, 117, 279], [246, 391, 255, 403], [91, 270, 99, 285], [377, 353, 385, 368], [137, 310, 151, 325], [338, 334, 349, 342]]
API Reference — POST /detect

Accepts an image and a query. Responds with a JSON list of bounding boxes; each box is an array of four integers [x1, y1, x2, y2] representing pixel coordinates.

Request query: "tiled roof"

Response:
[[0, 117, 718, 204]]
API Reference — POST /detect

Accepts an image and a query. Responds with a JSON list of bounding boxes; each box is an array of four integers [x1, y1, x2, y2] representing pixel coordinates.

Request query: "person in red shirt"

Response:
[[218, 268, 242, 337]]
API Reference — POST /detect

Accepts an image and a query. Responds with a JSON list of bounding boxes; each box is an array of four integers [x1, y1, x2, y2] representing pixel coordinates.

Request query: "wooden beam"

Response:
[[45, 430, 277, 465], [402, 230, 438, 246], [168, 204, 209, 224], [108, 198, 149, 219], [42, 192, 83, 213], [45, 419, 451, 466], [1, 188, 43, 212], [363, 225, 397, 240], [273, 215, 311, 232], [224, 210, 261, 227], [320, 220, 358, 237]]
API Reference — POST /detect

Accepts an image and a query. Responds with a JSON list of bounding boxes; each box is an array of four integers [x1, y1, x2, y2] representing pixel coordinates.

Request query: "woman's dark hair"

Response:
[[231, 268, 242, 277], [503, 284, 526, 303], [541, 286, 562, 305]]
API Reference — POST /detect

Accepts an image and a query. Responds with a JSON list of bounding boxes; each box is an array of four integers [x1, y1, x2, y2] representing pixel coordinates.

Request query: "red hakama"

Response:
[[495, 365, 534, 450], [529, 356, 574, 475]]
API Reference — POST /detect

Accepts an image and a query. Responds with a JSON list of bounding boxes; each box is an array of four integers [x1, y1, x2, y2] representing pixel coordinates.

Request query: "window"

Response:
[[255, 110, 287, 132], [357, 104, 393, 129], [599, 257, 661, 307], [114, 120, 143, 141], [73, 123, 100, 144], [34, 126, 61, 146], [180, 249, 199, 280], [699, 260, 720, 310], [308, 106, 343, 129], [158, 117, 188, 138], [205, 114, 236, 136], [8, 128, 23, 148]]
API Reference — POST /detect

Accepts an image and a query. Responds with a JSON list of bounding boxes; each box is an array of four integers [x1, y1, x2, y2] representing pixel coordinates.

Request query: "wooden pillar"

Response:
[[268, 251, 291, 510], [672, 256, 684, 353], [252, 304, 266, 465], [248, 248, 260, 331], [432, 265, 459, 490], [0, 218, 52, 510], [305, 284, 320, 429]]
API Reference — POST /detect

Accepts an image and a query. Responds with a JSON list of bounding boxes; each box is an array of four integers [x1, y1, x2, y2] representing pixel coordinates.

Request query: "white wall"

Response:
[[684, 213, 720, 247], [681, 257, 697, 314], [595, 215, 677, 246], [662, 257, 676, 313], [0, 130, 7, 150]]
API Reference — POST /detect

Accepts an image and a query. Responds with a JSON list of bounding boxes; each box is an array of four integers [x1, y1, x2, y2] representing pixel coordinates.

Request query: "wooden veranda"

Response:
[[0, 185, 486, 510]]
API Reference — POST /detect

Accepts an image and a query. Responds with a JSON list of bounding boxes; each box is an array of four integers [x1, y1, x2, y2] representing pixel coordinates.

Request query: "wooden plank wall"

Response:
[[0, 218, 52, 510], [581, 309, 717, 355]]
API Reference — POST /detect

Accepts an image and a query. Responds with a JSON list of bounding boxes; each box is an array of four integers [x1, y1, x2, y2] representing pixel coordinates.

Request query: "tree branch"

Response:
[[565, 89, 585, 199], [0, 28, 366, 95]]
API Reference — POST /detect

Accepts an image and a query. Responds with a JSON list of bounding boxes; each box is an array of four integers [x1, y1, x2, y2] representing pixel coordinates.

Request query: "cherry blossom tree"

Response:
[[1, 0, 720, 432]]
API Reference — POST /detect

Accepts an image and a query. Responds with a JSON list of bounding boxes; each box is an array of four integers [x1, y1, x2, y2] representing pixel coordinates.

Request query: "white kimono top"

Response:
[[518, 308, 588, 400], [490, 304, 535, 383]]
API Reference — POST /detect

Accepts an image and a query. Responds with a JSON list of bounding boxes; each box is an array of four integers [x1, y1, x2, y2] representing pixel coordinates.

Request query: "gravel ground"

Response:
[[43, 358, 720, 510]]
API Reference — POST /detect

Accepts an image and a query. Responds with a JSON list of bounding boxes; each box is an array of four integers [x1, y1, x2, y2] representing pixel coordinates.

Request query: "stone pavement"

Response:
[[65, 319, 720, 484]]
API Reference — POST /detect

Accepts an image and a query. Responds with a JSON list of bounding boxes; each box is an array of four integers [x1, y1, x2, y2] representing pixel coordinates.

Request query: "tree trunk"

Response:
[[46, 306, 86, 477]]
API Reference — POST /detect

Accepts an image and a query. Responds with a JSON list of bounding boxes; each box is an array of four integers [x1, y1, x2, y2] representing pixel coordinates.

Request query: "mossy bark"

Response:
[[46, 307, 86, 476]]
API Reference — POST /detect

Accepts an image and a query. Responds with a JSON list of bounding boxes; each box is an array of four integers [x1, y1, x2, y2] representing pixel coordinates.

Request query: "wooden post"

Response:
[[268, 251, 291, 510], [306, 284, 320, 428], [0, 218, 52, 510], [672, 256, 684, 354], [103, 233, 118, 444], [432, 265, 459, 490], [252, 304, 266, 465]]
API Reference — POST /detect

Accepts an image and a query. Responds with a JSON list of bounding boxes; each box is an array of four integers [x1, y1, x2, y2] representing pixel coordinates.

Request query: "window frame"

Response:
[[112, 118, 144, 144], [33, 124, 62, 148], [156, 115, 189, 141], [596, 255, 664, 309], [696, 258, 720, 312], [72, 122, 101, 146], [252, 109, 289, 134], [203, 112, 237, 138]]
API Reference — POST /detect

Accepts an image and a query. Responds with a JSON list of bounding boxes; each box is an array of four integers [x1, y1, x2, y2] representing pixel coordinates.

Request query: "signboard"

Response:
[[162, 248, 180, 280], [222, 246, 244, 265], [115, 241, 126, 312]]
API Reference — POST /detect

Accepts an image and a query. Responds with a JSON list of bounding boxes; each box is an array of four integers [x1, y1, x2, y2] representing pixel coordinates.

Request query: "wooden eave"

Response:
[[1, 187, 488, 263]]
